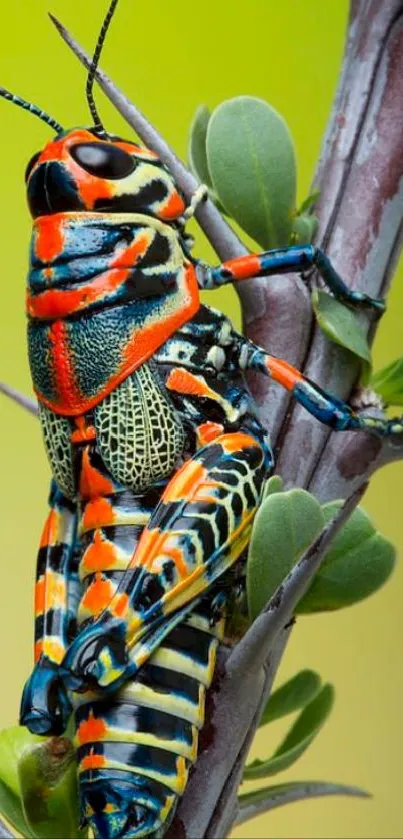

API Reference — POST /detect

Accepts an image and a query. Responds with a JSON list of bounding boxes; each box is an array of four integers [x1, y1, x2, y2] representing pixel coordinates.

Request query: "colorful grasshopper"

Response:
[[2, 2, 402, 837]]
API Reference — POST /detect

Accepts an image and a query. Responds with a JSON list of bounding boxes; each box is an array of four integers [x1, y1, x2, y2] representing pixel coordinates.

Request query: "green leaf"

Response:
[[237, 780, 370, 824], [297, 503, 396, 613], [188, 105, 213, 186], [247, 489, 325, 621], [206, 96, 296, 248], [0, 727, 43, 838], [370, 357, 403, 406], [188, 105, 227, 213], [259, 670, 322, 727], [296, 190, 320, 215], [261, 474, 284, 500], [312, 289, 372, 369], [19, 737, 83, 839], [244, 684, 334, 780]]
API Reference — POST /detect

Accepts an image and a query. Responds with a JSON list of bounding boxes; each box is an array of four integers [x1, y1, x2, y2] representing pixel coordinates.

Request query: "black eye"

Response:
[[70, 142, 136, 179], [25, 151, 41, 183]]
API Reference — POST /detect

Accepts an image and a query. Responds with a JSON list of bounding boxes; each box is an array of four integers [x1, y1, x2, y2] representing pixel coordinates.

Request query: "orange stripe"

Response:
[[39, 508, 60, 548], [80, 572, 115, 617], [79, 448, 115, 499], [222, 254, 261, 281], [35, 577, 45, 616], [82, 497, 115, 531], [80, 751, 107, 771], [82, 530, 120, 574], [163, 547, 189, 579], [71, 417, 96, 443], [166, 368, 213, 398], [162, 460, 207, 503], [35, 215, 64, 263], [35, 263, 200, 416], [196, 422, 224, 446], [130, 528, 162, 569], [221, 432, 260, 454], [266, 356, 303, 390], [158, 190, 186, 220], [48, 319, 80, 410], [34, 640, 43, 663], [76, 710, 107, 745]]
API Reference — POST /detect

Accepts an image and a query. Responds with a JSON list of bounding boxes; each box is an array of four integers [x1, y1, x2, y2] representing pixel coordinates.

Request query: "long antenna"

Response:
[[86, 0, 119, 134], [0, 86, 63, 133]]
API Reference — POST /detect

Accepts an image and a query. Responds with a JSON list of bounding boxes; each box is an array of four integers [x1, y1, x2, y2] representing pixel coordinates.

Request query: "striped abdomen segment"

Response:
[[74, 596, 225, 838]]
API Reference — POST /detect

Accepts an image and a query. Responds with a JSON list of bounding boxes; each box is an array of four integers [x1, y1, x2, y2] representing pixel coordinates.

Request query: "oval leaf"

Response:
[[206, 96, 296, 248], [370, 357, 403, 406], [188, 105, 213, 186], [244, 684, 335, 779], [247, 489, 325, 621], [261, 474, 284, 500], [19, 737, 83, 839], [312, 289, 372, 367], [259, 669, 322, 727], [297, 503, 396, 613]]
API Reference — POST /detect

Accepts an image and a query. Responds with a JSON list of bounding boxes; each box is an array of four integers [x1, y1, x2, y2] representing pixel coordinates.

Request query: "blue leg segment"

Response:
[[197, 244, 385, 313], [239, 342, 403, 437]]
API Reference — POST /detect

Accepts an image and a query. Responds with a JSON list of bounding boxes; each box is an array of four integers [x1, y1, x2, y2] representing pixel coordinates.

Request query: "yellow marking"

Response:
[[117, 681, 204, 727], [78, 757, 189, 795], [159, 794, 176, 825], [176, 756, 188, 794], [74, 724, 197, 761], [96, 647, 126, 687], [79, 509, 151, 536], [186, 607, 226, 640], [151, 643, 218, 688], [42, 637, 65, 664]]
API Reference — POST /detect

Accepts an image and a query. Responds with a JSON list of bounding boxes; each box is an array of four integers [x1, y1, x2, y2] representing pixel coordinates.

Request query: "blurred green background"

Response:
[[0, 1, 402, 837]]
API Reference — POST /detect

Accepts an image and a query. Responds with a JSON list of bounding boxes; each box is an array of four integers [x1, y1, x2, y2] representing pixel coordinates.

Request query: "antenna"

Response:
[[0, 86, 63, 134], [86, 0, 119, 135]]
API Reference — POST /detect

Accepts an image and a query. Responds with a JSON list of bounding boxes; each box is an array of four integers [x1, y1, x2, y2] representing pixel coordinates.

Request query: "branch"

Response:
[[0, 382, 37, 416], [276, 0, 403, 499], [235, 781, 371, 827], [225, 482, 367, 679]]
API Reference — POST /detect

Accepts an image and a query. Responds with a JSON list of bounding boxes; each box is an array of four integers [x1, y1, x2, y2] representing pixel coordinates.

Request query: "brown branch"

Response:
[[276, 0, 403, 499]]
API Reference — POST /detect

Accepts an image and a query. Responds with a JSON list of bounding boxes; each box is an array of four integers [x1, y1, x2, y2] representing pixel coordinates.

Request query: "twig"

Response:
[[0, 381, 38, 416], [225, 482, 367, 679]]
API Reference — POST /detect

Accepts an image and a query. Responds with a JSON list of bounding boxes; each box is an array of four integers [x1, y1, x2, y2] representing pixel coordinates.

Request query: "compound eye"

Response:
[[25, 151, 41, 183], [70, 142, 136, 179]]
